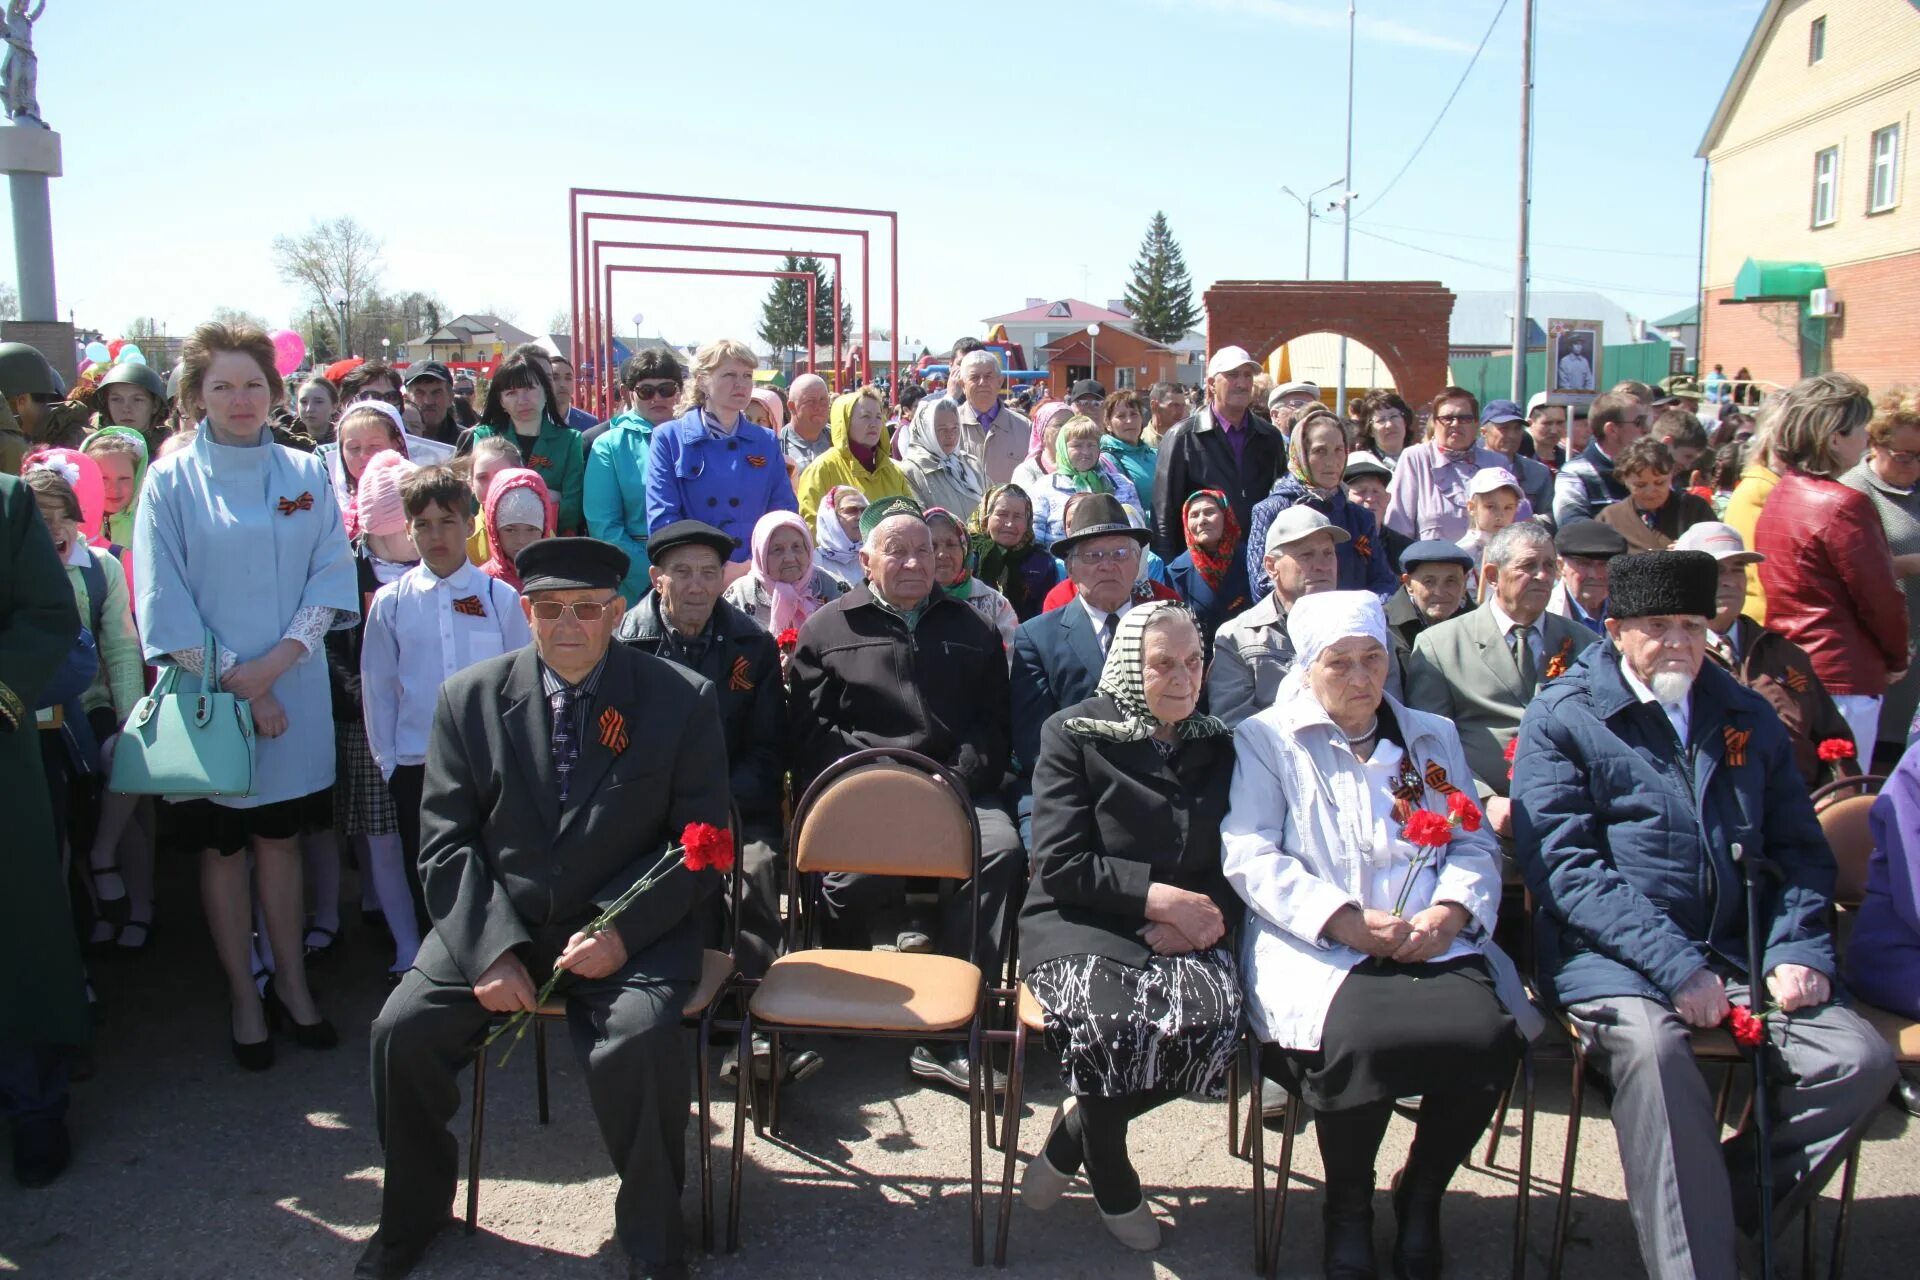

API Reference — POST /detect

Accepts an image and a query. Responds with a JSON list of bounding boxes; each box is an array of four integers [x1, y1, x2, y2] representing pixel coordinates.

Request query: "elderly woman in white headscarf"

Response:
[[812, 485, 869, 590], [900, 393, 987, 517], [1222, 590, 1539, 1280]]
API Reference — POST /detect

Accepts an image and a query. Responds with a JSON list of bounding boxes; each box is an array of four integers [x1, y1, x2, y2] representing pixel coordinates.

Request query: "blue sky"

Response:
[[7, 0, 1761, 352]]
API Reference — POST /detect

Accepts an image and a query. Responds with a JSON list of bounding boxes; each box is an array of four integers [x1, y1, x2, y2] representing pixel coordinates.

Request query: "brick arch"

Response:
[[1203, 280, 1456, 409]]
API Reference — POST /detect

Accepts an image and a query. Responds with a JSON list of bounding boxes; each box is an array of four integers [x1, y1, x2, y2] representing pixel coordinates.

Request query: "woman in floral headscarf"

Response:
[[1012, 399, 1074, 494], [1030, 414, 1144, 546], [900, 395, 987, 517], [724, 507, 848, 635], [1018, 602, 1240, 1253], [1223, 590, 1537, 1278], [1165, 489, 1249, 651], [925, 506, 1017, 655], [1244, 407, 1396, 602], [968, 482, 1059, 622], [812, 486, 870, 591]]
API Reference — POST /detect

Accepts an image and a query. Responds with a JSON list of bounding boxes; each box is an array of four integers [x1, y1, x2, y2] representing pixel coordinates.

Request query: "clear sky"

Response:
[[4, 0, 1761, 354]]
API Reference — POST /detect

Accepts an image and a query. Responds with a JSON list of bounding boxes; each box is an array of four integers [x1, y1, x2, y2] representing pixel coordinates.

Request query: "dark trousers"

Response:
[[0, 1043, 69, 1123], [735, 822, 785, 982], [820, 791, 1024, 971], [384, 764, 430, 929], [369, 961, 695, 1265]]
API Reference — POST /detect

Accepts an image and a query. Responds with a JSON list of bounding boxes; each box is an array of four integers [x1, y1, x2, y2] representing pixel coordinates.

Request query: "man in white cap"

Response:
[[1208, 506, 1367, 726], [1675, 521, 1862, 788], [1267, 380, 1321, 419], [1150, 345, 1285, 560], [1521, 392, 1568, 470]]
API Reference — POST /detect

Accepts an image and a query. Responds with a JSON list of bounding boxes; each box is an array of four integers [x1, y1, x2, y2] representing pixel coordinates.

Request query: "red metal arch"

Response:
[[600, 265, 816, 414]]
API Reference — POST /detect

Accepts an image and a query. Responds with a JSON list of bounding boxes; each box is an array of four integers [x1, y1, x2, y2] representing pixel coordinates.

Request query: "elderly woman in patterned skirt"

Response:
[[1016, 602, 1242, 1252]]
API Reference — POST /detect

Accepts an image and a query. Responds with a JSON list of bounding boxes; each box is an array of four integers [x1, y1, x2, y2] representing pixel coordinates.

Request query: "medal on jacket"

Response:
[[598, 707, 629, 754], [728, 656, 754, 692], [452, 594, 486, 618], [277, 491, 314, 515], [1388, 753, 1424, 824]]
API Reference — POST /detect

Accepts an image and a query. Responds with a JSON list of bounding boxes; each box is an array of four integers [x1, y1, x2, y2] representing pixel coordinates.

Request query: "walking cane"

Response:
[[1730, 841, 1783, 1275]]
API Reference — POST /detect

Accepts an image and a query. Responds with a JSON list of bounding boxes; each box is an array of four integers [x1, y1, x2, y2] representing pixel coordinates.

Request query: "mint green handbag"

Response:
[[110, 629, 256, 797]]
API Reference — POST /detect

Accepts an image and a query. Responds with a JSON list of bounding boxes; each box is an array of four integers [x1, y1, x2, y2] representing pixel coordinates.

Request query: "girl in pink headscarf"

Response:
[[722, 507, 848, 641], [746, 387, 786, 433], [1012, 399, 1073, 493]]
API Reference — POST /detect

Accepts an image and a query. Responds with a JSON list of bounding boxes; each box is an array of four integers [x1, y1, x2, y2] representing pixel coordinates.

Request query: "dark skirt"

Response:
[[333, 720, 397, 837], [1026, 948, 1243, 1099], [1264, 955, 1518, 1112], [168, 788, 332, 856]]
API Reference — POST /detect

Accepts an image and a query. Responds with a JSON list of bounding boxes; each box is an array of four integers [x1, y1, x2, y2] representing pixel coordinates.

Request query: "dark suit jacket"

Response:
[[416, 643, 732, 987], [1150, 407, 1286, 559], [1010, 597, 1107, 781], [1018, 695, 1240, 973], [615, 591, 785, 826]]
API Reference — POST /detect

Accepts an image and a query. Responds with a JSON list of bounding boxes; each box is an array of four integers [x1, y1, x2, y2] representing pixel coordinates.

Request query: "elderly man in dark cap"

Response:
[[360, 537, 731, 1280], [786, 494, 1020, 1094], [1513, 550, 1895, 1280], [1546, 517, 1629, 634], [1386, 539, 1474, 671], [614, 520, 812, 1086], [402, 360, 461, 446]]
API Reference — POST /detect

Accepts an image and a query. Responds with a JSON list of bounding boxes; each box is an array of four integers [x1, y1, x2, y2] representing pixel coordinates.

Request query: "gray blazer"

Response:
[[1403, 600, 1598, 798]]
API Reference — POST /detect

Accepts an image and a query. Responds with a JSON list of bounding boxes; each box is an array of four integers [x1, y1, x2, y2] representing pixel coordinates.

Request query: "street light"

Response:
[[328, 287, 349, 359], [1086, 323, 1101, 387], [1279, 179, 1343, 279], [380, 337, 391, 365]]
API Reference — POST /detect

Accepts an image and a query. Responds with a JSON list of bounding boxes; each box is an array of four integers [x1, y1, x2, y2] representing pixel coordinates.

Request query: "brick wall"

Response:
[[1203, 281, 1456, 408], [1702, 250, 1920, 392]]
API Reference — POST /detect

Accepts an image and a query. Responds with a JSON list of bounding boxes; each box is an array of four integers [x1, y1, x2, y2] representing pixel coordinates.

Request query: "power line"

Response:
[[1360, 218, 1697, 260], [1362, 0, 1511, 217], [1349, 226, 1698, 299]]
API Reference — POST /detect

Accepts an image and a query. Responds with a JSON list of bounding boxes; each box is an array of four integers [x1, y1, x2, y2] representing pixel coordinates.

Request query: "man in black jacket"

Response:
[[1150, 345, 1285, 558], [786, 496, 1019, 1092], [615, 520, 816, 1086], [361, 538, 728, 1280], [1385, 539, 1474, 671]]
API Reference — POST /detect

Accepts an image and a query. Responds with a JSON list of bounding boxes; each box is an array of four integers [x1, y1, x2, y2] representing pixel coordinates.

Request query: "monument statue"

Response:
[[3, 0, 45, 128]]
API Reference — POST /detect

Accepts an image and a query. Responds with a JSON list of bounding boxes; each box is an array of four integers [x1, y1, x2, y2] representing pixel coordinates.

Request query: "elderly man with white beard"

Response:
[[1512, 550, 1894, 1280]]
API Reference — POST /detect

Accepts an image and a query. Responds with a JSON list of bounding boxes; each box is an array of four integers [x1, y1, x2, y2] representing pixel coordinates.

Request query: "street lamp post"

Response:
[[328, 287, 349, 360], [1086, 323, 1101, 388], [380, 336, 391, 367], [1336, 0, 1357, 418], [1278, 179, 1342, 279]]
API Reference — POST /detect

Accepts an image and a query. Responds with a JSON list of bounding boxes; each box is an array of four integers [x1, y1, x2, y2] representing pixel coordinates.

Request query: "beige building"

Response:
[[1698, 0, 1920, 392]]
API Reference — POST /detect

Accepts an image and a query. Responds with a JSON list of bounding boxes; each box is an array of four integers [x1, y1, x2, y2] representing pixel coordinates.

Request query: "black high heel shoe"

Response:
[[263, 979, 339, 1051], [232, 996, 275, 1071]]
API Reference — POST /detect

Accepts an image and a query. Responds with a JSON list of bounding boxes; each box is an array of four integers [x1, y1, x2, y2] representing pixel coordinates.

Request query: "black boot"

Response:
[[1391, 1178, 1445, 1280], [1322, 1176, 1378, 1280]]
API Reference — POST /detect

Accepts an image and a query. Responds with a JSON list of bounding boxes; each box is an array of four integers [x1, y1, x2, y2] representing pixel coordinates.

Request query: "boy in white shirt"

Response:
[[362, 465, 531, 975]]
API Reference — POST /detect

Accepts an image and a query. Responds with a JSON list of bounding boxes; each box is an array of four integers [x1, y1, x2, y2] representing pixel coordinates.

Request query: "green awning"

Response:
[[1733, 258, 1826, 301]]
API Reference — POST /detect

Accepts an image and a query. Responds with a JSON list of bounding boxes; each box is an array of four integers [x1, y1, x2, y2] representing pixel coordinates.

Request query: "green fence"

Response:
[[1449, 341, 1674, 402]]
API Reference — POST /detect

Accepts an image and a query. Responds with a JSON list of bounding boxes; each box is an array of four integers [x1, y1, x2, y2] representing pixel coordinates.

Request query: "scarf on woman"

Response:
[[750, 388, 786, 433], [88, 426, 150, 547], [923, 507, 976, 600], [1026, 400, 1071, 475], [1288, 408, 1346, 498], [901, 398, 986, 508], [1052, 415, 1115, 494], [331, 401, 410, 540], [813, 486, 865, 582], [967, 482, 1035, 596], [831, 390, 892, 474], [749, 508, 826, 635], [1183, 489, 1242, 591], [1062, 601, 1231, 743]]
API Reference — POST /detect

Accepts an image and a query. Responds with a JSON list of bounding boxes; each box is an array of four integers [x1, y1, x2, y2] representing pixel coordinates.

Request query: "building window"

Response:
[[1813, 146, 1839, 226], [1032, 331, 1049, 348], [1870, 124, 1901, 212], [1809, 15, 1826, 63], [1116, 367, 1137, 391]]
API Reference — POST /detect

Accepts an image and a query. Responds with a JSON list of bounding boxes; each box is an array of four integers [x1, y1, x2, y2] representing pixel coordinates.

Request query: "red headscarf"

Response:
[[1182, 489, 1241, 591]]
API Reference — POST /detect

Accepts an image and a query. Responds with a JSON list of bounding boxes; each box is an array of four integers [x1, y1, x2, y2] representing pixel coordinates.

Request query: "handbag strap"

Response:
[[200, 628, 222, 696]]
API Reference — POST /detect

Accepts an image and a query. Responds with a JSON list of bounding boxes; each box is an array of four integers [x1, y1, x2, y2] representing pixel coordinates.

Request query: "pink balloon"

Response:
[[270, 328, 307, 376]]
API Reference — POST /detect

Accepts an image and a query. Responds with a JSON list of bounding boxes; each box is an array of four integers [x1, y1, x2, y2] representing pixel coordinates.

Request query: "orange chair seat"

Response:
[[751, 950, 982, 1032], [1016, 983, 1046, 1032], [532, 948, 733, 1020]]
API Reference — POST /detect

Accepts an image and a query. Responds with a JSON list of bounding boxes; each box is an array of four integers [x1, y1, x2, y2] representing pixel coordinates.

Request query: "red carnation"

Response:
[[1503, 738, 1518, 762], [1447, 791, 1484, 833], [1403, 809, 1455, 848], [1725, 1004, 1766, 1048], [777, 627, 799, 651], [1817, 737, 1856, 763], [680, 821, 735, 873]]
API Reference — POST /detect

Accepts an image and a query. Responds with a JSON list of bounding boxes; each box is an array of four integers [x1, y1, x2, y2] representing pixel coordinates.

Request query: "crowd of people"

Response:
[[2, 318, 1917, 1280]]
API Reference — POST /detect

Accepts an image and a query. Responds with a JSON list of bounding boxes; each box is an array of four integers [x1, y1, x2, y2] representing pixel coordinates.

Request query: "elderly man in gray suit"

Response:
[[953, 349, 1031, 487], [1404, 521, 1597, 839]]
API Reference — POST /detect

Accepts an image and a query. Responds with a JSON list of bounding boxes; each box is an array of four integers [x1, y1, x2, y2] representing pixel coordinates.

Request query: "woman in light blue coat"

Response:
[[135, 322, 358, 1070], [585, 349, 685, 601]]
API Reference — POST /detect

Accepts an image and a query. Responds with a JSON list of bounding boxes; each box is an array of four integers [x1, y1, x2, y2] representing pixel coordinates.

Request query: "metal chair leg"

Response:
[[535, 1017, 550, 1126], [1714, 1064, 1736, 1131], [969, 1020, 986, 1267], [1248, 1037, 1266, 1274], [1803, 1195, 1816, 1279], [1227, 1055, 1242, 1160], [767, 1027, 784, 1137], [726, 1010, 753, 1253], [1549, 1044, 1587, 1280], [696, 1002, 716, 1254], [992, 1020, 1028, 1267], [466, 1049, 487, 1234], [1512, 1049, 1536, 1280], [1487, 1056, 1522, 1166], [1829, 1143, 1860, 1279], [1265, 1095, 1301, 1280]]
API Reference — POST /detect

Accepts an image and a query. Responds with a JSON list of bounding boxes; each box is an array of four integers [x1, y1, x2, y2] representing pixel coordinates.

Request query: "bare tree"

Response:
[[272, 216, 384, 352], [211, 305, 270, 331], [548, 307, 571, 336]]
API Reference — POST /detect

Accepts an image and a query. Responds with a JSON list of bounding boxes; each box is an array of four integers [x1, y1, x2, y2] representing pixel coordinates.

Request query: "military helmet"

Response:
[[98, 360, 169, 403], [0, 341, 63, 399]]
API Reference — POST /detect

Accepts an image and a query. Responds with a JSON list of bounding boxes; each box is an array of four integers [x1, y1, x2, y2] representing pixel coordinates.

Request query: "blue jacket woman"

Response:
[[1245, 409, 1397, 602], [585, 409, 656, 601], [641, 339, 796, 563]]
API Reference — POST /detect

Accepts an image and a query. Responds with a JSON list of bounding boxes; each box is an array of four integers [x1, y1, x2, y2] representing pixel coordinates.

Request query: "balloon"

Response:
[[117, 350, 147, 366], [108, 339, 127, 358], [269, 328, 306, 376], [84, 340, 109, 362], [87, 361, 108, 379]]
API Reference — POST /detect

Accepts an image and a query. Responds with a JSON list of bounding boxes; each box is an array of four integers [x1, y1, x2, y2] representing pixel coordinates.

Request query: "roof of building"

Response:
[[410, 312, 539, 349], [1448, 290, 1644, 349], [1653, 303, 1701, 328], [1040, 321, 1174, 355], [982, 297, 1135, 326]]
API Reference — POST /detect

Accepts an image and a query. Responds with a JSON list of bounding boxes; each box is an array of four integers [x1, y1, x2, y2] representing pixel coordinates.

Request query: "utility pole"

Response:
[[1336, 0, 1356, 417], [1510, 0, 1537, 404], [1694, 161, 1709, 376]]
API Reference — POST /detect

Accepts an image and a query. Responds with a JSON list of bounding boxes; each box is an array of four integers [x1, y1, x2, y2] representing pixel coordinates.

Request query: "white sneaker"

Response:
[[1100, 1200, 1162, 1251], [1020, 1097, 1079, 1211]]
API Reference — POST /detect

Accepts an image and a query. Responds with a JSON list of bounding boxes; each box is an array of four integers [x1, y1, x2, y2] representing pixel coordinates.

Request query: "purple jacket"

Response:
[[1846, 742, 1920, 1018]]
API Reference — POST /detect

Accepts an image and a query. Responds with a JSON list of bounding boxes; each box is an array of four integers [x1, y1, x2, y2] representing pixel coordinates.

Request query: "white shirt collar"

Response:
[[1487, 597, 1535, 638], [413, 559, 480, 591], [1078, 594, 1133, 634], [63, 538, 90, 567]]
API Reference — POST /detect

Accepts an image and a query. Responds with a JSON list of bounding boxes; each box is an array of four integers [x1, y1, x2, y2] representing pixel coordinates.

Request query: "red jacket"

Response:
[[1755, 471, 1910, 696]]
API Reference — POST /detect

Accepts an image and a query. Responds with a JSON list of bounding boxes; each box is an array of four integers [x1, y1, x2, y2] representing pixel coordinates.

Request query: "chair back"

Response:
[[1811, 773, 1887, 811], [1820, 793, 1878, 909], [792, 750, 978, 880]]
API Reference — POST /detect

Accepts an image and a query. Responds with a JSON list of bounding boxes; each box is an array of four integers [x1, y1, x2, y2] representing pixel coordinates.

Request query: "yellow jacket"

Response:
[[1724, 463, 1780, 623], [793, 392, 913, 535]]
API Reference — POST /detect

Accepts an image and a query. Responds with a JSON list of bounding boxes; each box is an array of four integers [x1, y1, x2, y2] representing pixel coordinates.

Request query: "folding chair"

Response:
[[465, 817, 745, 1251], [726, 749, 991, 1262]]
